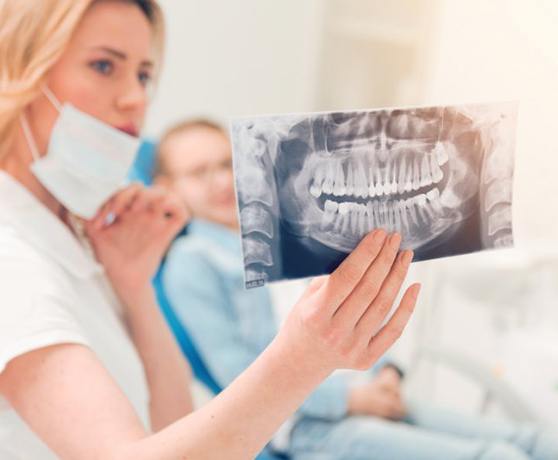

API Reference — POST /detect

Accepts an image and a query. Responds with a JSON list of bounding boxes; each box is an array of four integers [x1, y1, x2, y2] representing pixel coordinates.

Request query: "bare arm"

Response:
[[123, 285, 193, 432], [88, 185, 195, 431], [0, 335, 344, 460], [0, 229, 420, 460]]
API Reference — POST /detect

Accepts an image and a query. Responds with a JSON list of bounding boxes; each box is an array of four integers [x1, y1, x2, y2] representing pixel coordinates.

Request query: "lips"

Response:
[[115, 124, 139, 137]]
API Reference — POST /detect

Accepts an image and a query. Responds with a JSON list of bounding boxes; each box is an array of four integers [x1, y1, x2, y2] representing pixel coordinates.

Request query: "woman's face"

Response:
[[27, 0, 154, 152]]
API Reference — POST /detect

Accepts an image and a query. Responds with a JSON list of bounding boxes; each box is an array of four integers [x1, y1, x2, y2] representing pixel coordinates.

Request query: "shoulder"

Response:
[[0, 225, 40, 262], [165, 234, 215, 271], [0, 227, 88, 373], [0, 225, 73, 303], [163, 235, 223, 288], [165, 232, 234, 272]]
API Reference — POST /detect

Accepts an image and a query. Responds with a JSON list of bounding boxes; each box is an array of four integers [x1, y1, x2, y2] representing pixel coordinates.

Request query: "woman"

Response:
[[0, 1, 419, 459]]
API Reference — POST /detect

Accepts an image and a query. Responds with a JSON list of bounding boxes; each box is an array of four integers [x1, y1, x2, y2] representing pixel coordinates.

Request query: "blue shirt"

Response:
[[163, 219, 352, 421]]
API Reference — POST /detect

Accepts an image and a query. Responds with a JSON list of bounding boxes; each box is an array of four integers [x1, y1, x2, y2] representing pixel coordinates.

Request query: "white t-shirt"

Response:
[[0, 171, 150, 458]]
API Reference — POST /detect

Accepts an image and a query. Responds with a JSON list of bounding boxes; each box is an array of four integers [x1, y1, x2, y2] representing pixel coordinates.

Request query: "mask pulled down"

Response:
[[20, 87, 140, 219]]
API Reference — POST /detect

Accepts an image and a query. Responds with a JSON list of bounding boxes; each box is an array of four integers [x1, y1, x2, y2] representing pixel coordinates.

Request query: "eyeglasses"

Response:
[[174, 158, 233, 183]]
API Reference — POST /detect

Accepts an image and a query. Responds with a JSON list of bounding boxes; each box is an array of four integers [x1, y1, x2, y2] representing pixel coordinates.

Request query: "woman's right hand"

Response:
[[277, 229, 420, 377]]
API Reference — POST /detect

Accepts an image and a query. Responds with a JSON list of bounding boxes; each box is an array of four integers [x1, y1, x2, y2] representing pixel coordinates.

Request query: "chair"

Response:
[[130, 142, 289, 460], [153, 265, 288, 460]]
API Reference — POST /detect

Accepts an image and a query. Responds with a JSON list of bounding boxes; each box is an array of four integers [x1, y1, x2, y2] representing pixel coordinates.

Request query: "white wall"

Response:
[[423, 0, 558, 243], [145, 0, 324, 137], [407, 1, 558, 419]]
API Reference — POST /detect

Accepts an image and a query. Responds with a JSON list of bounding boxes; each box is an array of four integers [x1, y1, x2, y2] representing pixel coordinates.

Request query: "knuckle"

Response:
[[386, 324, 404, 341], [352, 353, 372, 371], [392, 261, 406, 278], [338, 338, 356, 359], [338, 342, 353, 362], [324, 325, 346, 349], [361, 237, 379, 259], [338, 262, 360, 285], [360, 279, 380, 302], [374, 296, 392, 316], [379, 247, 396, 266], [299, 307, 318, 328], [300, 306, 327, 333]]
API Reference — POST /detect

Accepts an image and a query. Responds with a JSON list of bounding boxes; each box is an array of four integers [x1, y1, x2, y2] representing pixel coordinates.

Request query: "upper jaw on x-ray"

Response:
[[232, 103, 516, 287]]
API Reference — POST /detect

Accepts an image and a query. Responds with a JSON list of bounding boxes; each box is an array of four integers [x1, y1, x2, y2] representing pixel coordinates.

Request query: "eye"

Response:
[[138, 70, 152, 87], [90, 59, 114, 76]]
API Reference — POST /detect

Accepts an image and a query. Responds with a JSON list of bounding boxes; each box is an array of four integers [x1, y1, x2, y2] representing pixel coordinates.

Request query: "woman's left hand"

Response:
[[84, 183, 189, 308]]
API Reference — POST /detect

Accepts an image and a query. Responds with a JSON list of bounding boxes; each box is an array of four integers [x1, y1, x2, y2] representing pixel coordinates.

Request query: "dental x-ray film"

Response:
[[231, 102, 517, 288]]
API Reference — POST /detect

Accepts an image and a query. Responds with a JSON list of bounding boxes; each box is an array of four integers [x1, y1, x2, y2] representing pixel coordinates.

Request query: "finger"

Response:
[[129, 187, 166, 213], [390, 383, 402, 398], [324, 229, 387, 315], [378, 379, 399, 395], [142, 191, 188, 231], [159, 198, 189, 238], [378, 399, 399, 419], [390, 400, 407, 420], [332, 233, 402, 328], [296, 276, 329, 306], [354, 249, 413, 336], [366, 283, 421, 363], [309, 276, 328, 292], [377, 394, 404, 420], [382, 366, 402, 382], [92, 183, 143, 228], [159, 192, 188, 223]]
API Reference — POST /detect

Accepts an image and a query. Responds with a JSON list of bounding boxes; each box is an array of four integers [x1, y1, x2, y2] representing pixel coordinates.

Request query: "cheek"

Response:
[[214, 171, 235, 192], [47, 64, 114, 122], [178, 183, 208, 208]]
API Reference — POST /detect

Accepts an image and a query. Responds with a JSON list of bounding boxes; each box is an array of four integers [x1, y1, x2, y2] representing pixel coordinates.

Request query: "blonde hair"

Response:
[[0, 0, 165, 160]]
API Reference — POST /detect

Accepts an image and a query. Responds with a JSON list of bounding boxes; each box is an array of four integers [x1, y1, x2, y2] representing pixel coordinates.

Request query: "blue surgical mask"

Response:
[[20, 86, 140, 219]]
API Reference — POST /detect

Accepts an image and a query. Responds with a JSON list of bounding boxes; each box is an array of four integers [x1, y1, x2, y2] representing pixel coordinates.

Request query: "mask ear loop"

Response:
[[19, 115, 40, 162], [19, 85, 63, 162], [41, 84, 63, 112]]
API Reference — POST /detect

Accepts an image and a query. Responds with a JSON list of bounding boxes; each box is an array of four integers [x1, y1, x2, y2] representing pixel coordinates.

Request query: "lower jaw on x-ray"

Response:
[[231, 102, 517, 288]]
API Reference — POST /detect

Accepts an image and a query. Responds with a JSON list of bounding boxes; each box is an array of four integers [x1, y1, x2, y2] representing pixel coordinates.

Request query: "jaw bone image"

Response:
[[232, 102, 517, 286]]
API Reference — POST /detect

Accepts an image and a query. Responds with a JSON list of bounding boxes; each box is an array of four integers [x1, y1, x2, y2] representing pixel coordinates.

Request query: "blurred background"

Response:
[[146, 0, 558, 427]]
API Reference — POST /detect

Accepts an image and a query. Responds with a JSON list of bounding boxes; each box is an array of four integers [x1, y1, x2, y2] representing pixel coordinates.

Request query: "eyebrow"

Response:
[[90, 46, 154, 67]]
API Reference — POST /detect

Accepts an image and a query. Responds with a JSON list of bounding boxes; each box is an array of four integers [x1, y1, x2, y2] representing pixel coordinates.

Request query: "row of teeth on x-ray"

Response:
[[321, 188, 443, 238], [310, 143, 448, 199]]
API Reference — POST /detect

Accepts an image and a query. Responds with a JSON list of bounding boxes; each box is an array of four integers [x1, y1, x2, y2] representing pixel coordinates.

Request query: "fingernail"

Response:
[[413, 283, 422, 298], [390, 232, 401, 247], [373, 229, 386, 242], [402, 250, 413, 265]]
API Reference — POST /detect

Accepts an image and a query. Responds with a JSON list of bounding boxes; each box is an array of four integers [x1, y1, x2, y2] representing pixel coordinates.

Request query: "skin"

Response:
[[160, 128, 408, 420], [0, 1, 421, 458], [157, 127, 238, 230], [348, 367, 407, 420]]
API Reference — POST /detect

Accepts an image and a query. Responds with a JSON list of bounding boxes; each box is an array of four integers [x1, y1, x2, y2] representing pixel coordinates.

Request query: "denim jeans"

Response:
[[287, 400, 558, 460]]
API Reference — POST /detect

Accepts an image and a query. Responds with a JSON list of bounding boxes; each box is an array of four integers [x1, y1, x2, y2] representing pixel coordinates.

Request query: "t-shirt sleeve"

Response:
[[0, 237, 90, 374]]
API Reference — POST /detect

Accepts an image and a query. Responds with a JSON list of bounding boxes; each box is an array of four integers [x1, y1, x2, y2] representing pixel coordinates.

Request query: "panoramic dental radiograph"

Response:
[[231, 102, 517, 288]]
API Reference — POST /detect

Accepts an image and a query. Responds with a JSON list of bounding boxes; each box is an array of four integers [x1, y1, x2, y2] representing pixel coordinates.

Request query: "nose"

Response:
[[115, 76, 148, 116]]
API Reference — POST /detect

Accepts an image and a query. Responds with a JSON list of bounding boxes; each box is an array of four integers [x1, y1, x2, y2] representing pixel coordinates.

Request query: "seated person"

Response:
[[156, 118, 558, 460]]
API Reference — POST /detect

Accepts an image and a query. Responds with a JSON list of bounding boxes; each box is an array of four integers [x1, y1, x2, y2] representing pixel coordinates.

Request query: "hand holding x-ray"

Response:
[[231, 102, 517, 288]]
